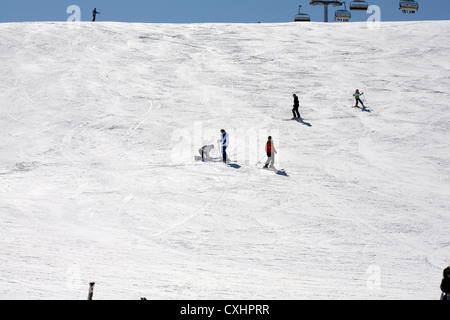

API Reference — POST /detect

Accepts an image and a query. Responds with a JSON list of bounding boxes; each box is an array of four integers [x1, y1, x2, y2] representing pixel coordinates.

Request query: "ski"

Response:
[[261, 167, 287, 175], [194, 156, 223, 162], [282, 118, 311, 127], [282, 118, 303, 121], [195, 156, 238, 164], [352, 106, 371, 112]]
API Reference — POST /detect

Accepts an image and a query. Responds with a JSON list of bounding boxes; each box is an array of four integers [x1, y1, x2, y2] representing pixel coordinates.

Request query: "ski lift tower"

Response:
[[310, 1, 344, 22]]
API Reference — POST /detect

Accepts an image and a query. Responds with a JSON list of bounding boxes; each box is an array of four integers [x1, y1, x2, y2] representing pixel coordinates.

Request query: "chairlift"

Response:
[[295, 5, 311, 22], [335, 2, 351, 21], [349, 0, 368, 11], [399, 0, 419, 14]]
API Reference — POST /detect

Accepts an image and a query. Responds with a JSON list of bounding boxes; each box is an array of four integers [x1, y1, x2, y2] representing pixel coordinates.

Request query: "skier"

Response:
[[198, 144, 215, 161], [92, 8, 100, 22], [217, 129, 229, 163], [441, 265, 450, 300], [263, 136, 277, 169], [292, 94, 301, 119], [353, 89, 365, 108]]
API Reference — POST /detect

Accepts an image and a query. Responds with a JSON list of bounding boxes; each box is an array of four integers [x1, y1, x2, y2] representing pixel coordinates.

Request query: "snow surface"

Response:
[[0, 21, 449, 300]]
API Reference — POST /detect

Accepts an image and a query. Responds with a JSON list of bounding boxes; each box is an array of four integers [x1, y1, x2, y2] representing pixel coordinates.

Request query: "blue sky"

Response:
[[0, 0, 449, 23]]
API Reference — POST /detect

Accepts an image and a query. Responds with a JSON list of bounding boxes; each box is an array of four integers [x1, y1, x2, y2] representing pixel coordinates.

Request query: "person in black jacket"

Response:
[[441, 265, 450, 300], [292, 94, 301, 119], [92, 8, 100, 22]]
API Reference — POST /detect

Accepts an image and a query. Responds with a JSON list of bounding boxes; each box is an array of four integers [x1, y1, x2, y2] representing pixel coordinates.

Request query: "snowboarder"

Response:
[[441, 265, 450, 300], [92, 8, 100, 22], [292, 94, 301, 119], [217, 129, 229, 163], [353, 89, 365, 108], [263, 136, 277, 169], [198, 144, 215, 161]]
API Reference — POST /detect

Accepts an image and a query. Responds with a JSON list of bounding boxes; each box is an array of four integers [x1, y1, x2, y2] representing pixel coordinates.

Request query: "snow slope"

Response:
[[0, 21, 449, 300]]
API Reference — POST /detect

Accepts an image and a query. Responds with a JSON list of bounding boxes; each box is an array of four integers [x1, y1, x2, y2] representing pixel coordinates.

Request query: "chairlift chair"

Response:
[[399, 0, 419, 14], [335, 2, 351, 21], [349, 0, 368, 11], [295, 5, 311, 22]]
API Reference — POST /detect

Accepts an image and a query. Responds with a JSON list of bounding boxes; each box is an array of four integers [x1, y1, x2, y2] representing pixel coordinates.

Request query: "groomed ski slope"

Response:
[[0, 21, 449, 300]]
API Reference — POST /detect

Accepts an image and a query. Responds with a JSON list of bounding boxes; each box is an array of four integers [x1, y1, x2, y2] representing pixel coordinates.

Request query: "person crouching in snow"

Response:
[[199, 144, 215, 161], [263, 136, 277, 169]]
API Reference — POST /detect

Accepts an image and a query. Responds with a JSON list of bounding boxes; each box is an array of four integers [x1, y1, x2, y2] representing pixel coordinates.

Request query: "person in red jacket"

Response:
[[263, 136, 277, 169]]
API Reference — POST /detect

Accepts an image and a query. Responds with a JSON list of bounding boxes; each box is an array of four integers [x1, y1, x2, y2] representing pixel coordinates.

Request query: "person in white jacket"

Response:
[[217, 129, 229, 163]]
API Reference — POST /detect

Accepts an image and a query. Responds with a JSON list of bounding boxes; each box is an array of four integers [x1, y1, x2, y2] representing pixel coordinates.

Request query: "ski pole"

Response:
[[363, 92, 369, 106], [255, 154, 266, 166], [363, 96, 368, 106]]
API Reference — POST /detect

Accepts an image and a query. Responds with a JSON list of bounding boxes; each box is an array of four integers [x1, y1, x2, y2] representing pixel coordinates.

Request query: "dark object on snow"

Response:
[[88, 282, 95, 300], [441, 266, 450, 300], [292, 94, 301, 119]]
